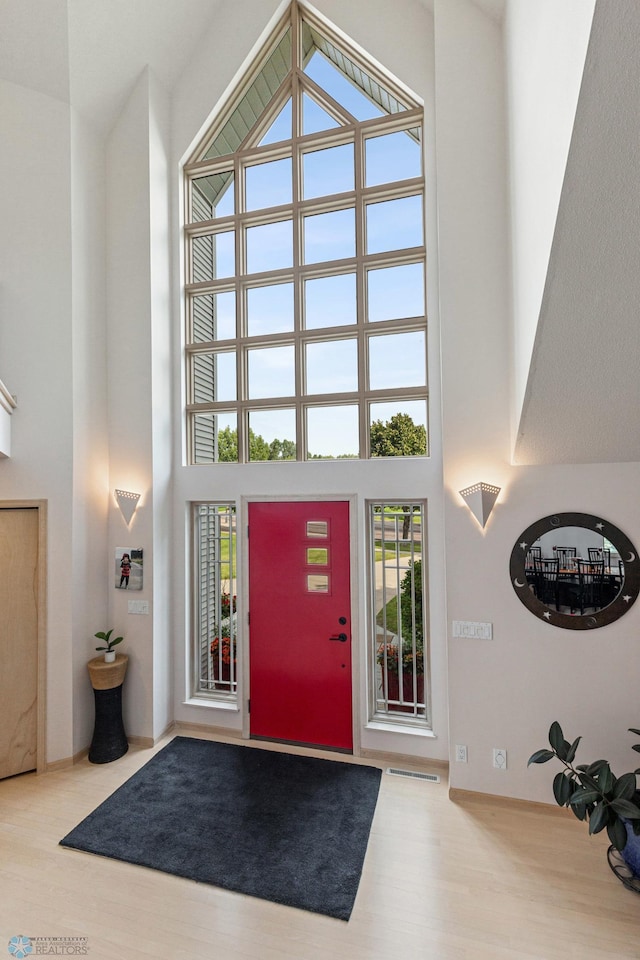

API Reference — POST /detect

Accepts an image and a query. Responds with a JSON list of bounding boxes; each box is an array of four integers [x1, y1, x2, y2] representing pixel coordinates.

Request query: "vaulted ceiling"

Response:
[[1, 0, 635, 465], [513, 0, 640, 464], [0, 0, 223, 133], [0, 0, 505, 136]]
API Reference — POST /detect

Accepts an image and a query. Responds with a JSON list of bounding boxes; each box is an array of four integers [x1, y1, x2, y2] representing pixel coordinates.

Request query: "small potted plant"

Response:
[[376, 638, 424, 712], [95, 629, 123, 663], [529, 721, 640, 877]]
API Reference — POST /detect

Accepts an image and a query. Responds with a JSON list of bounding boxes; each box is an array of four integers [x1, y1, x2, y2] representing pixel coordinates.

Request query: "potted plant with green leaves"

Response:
[[529, 721, 640, 878], [95, 629, 123, 663]]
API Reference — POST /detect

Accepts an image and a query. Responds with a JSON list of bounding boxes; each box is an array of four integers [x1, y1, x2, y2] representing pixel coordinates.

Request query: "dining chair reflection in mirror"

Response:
[[534, 556, 560, 610], [575, 559, 605, 614], [555, 546, 577, 569], [588, 547, 611, 566]]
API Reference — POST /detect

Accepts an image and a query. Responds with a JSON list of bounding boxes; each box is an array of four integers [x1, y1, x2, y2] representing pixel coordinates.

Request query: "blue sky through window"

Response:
[[259, 99, 292, 146], [304, 51, 383, 121], [302, 93, 340, 135]]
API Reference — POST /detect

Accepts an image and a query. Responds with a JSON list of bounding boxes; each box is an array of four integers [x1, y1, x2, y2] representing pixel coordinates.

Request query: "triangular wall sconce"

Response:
[[459, 482, 501, 528], [115, 489, 141, 525]]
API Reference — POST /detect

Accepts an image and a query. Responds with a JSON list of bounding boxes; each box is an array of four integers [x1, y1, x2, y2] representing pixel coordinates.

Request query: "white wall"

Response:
[[106, 71, 156, 742], [505, 0, 596, 432], [105, 66, 174, 744], [436, 0, 640, 802], [148, 70, 174, 740], [0, 78, 75, 764], [70, 109, 110, 754], [446, 463, 640, 802]]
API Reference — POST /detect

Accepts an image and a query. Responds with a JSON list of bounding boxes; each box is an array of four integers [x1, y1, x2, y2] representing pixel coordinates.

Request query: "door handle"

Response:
[[329, 633, 348, 642]]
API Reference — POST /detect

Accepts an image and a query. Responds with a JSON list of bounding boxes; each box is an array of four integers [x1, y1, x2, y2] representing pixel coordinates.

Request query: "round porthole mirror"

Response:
[[510, 513, 640, 629]]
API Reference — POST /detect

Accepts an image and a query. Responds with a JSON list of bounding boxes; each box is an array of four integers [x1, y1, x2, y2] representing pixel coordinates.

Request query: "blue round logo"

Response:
[[7, 937, 32, 959]]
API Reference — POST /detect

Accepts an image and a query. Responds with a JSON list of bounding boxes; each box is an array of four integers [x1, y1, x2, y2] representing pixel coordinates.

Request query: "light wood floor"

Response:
[[1, 728, 639, 960]]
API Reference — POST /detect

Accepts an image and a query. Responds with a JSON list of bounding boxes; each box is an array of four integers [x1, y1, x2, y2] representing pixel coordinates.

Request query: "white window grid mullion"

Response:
[[291, 0, 301, 74], [187, 386, 428, 419], [234, 150, 246, 462], [185, 248, 426, 298], [298, 70, 359, 128], [291, 27, 303, 449], [353, 122, 367, 460], [184, 109, 423, 182]]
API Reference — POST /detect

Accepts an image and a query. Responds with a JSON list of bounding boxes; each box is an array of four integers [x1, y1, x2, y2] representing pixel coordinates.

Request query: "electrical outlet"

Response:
[[455, 744, 468, 763], [493, 748, 507, 770]]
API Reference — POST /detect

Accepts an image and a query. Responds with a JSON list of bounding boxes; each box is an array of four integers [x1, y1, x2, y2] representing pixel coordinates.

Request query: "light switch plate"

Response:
[[452, 620, 492, 639], [128, 599, 149, 615]]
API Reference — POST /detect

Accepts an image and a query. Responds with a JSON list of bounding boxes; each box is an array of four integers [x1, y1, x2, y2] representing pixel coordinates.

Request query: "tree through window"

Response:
[[184, 2, 427, 463]]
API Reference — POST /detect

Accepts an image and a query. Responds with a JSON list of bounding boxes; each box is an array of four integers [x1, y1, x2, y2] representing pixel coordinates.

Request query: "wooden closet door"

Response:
[[0, 508, 38, 778]]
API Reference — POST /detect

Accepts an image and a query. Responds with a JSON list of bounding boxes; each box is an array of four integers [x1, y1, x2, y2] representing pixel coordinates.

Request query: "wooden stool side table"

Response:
[[87, 654, 129, 763]]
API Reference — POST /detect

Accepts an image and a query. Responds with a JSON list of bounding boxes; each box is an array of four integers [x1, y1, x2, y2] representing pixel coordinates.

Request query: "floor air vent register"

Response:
[[386, 768, 440, 782]]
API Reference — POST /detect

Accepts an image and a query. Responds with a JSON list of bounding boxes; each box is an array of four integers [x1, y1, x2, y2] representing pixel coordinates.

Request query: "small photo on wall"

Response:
[[115, 547, 143, 590]]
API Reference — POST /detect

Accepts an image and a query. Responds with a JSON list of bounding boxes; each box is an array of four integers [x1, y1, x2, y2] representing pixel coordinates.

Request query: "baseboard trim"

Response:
[[46, 748, 87, 772], [127, 735, 155, 749], [449, 787, 571, 817], [45, 756, 74, 772], [360, 747, 449, 771], [172, 720, 243, 740], [153, 719, 176, 744]]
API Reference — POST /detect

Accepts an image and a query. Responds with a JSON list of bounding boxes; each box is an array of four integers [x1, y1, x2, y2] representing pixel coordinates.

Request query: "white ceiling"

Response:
[[3, 0, 633, 466], [0, 0, 224, 134], [514, 0, 640, 464], [67, 0, 227, 134], [0, 0, 505, 137], [0, 0, 70, 103], [424, 0, 505, 20], [469, 0, 506, 22]]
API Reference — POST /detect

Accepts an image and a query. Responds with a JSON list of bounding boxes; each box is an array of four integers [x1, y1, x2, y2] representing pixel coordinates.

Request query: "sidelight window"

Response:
[[369, 501, 429, 725], [193, 503, 237, 700]]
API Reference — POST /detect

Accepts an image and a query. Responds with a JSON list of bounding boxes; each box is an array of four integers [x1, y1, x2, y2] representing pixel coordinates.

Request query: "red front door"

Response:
[[248, 500, 352, 751]]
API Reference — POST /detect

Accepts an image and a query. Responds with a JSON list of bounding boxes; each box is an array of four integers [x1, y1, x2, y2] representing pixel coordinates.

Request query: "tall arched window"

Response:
[[184, 2, 427, 464]]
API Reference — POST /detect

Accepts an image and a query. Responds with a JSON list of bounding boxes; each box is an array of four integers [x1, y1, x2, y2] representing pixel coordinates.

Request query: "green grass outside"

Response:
[[218, 533, 237, 580], [376, 594, 399, 629], [374, 541, 419, 562], [376, 507, 423, 525]]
